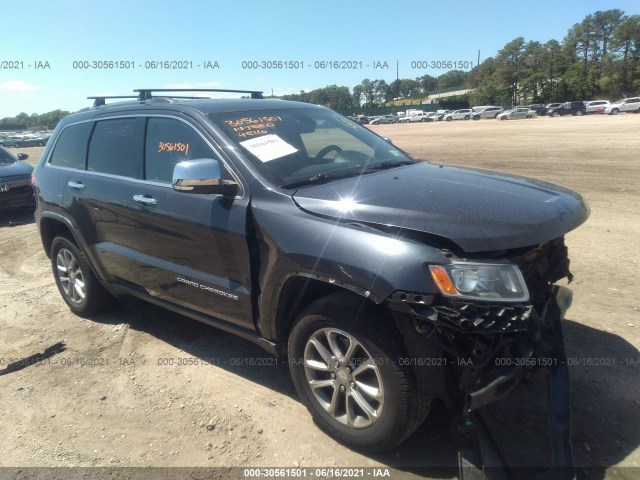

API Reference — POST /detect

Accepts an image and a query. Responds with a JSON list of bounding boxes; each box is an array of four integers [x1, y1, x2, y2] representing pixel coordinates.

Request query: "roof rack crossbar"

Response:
[[87, 96, 138, 107], [134, 88, 264, 100]]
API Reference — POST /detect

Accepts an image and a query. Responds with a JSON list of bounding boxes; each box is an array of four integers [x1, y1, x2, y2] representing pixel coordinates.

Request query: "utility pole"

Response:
[[477, 50, 480, 67], [396, 59, 400, 99]]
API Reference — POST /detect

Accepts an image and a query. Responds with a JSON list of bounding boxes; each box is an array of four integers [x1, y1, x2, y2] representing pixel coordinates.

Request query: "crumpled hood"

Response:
[[292, 162, 590, 253], [0, 160, 33, 177]]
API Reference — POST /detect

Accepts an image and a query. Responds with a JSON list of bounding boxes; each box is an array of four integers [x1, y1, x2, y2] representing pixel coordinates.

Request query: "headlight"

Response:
[[429, 261, 529, 302]]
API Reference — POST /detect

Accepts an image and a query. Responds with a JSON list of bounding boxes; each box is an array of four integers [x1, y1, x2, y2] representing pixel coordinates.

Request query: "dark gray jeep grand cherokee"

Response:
[[33, 89, 589, 456]]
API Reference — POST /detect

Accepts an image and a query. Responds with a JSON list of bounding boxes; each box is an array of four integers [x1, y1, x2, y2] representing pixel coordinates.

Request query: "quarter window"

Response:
[[87, 118, 138, 177], [144, 118, 219, 183], [49, 122, 93, 169]]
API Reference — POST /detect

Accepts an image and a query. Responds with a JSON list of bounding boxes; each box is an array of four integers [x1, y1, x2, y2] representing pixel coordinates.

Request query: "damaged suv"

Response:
[[33, 89, 589, 455]]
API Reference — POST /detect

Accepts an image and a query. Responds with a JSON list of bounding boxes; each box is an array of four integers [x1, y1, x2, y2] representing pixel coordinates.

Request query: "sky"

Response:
[[2, 0, 639, 117]]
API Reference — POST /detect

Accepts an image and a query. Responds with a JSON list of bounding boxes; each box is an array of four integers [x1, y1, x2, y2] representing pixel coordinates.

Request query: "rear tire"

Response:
[[288, 292, 430, 452], [50, 234, 113, 317]]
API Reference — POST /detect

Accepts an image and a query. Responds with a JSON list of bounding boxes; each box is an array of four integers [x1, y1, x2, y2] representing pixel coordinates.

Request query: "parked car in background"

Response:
[[370, 115, 397, 125], [444, 109, 473, 121], [545, 102, 562, 110], [471, 106, 504, 120], [432, 110, 451, 121], [0, 133, 48, 147], [604, 97, 640, 115], [0, 146, 35, 210], [497, 107, 537, 120], [527, 104, 548, 116], [546, 101, 586, 117], [407, 112, 433, 123], [584, 100, 609, 114]]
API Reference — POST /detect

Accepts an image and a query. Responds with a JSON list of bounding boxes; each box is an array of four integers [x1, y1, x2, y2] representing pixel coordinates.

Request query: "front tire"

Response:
[[611, 108, 619, 115], [50, 234, 113, 317], [288, 293, 430, 452]]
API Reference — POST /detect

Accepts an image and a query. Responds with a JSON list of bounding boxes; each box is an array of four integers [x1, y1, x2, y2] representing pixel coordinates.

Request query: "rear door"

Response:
[[66, 114, 254, 328]]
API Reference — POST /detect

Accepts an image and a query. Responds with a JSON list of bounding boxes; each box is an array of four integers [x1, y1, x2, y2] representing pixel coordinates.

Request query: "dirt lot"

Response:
[[1, 114, 639, 479]]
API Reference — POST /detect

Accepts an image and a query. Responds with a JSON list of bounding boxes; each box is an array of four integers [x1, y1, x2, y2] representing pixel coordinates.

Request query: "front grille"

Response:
[[0, 184, 35, 209]]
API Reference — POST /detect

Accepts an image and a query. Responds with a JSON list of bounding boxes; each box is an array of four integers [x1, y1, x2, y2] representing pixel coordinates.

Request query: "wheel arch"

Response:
[[38, 213, 78, 258], [273, 275, 381, 356]]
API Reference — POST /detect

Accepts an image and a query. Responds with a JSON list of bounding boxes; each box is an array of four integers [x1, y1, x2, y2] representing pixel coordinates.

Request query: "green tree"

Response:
[[495, 38, 527, 105], [612, 15, 640, 94], [436, 70, 468, 90]]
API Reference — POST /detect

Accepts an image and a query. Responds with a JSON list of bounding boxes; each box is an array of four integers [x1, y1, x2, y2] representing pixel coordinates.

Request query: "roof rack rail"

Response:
[[134, 88, 264, 100], [87, 96, 138, 107]]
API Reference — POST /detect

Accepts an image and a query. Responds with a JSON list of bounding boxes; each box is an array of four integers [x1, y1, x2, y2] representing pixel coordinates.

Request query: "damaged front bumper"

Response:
[[390, 285, 576, 477]]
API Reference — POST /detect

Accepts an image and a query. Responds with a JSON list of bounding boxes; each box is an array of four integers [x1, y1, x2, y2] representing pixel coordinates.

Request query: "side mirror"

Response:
[[383, 137, 393, 144], [17, 153, 29, 160], [172, 158, 238, 196]]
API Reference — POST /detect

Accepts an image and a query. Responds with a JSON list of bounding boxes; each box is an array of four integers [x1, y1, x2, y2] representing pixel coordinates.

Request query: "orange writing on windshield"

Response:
[[158, 142, 190, 156], [224, 116, 283, 138]]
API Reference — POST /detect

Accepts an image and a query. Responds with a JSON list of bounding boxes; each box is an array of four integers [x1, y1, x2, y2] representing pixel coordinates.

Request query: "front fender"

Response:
[[251, 195, 449, 340]]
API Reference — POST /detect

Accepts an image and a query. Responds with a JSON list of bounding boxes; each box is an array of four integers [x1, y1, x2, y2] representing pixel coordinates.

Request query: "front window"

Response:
[[144, 117, 224, 184], [209, 108, 414, 188]]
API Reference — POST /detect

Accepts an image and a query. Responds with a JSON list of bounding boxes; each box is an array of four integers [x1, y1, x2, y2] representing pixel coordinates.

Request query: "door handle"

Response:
[[133, 194, 158, 206], [67, 181, 85, 190]]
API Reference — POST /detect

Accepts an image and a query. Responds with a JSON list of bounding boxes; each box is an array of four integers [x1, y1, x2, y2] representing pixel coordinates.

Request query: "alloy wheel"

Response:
[[56, 248, 86, 304], [303, 327, 384, 428]]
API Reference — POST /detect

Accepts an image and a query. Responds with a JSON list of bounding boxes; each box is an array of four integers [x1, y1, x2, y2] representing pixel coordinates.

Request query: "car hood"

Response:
[[0, 160, 33, 177], [291, 162, 590, 253]]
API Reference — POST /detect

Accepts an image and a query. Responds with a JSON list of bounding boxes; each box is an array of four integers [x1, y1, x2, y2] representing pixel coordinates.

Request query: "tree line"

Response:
[[0, 110, 70, 130], [283, 9, 639, 109]]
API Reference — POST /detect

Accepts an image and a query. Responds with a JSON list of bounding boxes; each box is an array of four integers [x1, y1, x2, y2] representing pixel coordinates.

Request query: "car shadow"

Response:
[[477, 319, 640, 480], [0, 208, 35, 227], [90, 302, 639, 479]]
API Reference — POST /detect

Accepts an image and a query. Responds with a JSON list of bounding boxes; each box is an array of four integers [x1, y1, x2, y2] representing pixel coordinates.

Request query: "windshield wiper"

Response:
[[281, 171, 362, 189], [365, 160, 415, 170]]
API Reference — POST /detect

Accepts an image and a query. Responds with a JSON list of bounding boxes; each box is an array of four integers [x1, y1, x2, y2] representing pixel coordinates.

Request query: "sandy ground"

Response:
[[0, 114, 639, 480]]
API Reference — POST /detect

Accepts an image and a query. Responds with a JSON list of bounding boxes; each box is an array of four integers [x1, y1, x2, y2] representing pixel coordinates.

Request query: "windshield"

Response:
[[0, 147, 16, 164], [208, 107, 414, 188]]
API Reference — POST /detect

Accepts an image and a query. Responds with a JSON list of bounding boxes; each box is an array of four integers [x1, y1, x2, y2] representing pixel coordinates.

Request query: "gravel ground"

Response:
[[1, 113, 638, 479]]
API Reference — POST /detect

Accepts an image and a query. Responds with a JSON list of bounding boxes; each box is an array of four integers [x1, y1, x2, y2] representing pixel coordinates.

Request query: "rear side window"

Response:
[[144, 117, 219, 183], [87, 118, 138, 177], [49, 122, 92, 169]]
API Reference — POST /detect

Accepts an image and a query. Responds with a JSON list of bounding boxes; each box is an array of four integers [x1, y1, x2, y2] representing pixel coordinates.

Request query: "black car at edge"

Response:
[[0, 146, 35, 210], [33, 89, 589, 465]]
